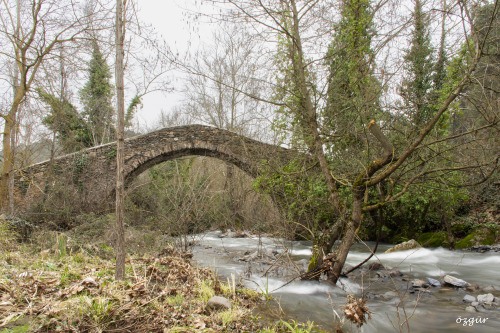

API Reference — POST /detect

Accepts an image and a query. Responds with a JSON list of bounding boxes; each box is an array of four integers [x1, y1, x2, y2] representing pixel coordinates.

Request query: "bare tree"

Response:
[[0, 0, 112, 210], [114, 0, 126, 280], [180, 23, 270, 227], [202, 0, 499, 283]]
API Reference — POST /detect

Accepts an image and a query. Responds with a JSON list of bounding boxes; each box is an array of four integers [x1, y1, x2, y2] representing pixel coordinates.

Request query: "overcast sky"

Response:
[[135, 0, 214, 130]]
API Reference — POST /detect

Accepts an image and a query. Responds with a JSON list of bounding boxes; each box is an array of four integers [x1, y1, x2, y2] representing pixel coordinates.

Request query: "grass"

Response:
[[0, 222, 269, 332], [0, 218, 330, 332]]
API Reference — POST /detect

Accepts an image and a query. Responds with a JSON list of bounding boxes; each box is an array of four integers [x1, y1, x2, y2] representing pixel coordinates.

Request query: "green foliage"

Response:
[[56, 233, 68, 259], [72, 153, 89, 187], [0, 324, 31, 333], [125, 95, 142, 128], [271, 12, 315, 147], [400, 0, 436, 127], [417, 231, 450, 247], [78, 296, 116, 328], [254, 159, 336, 240], [39, 90, 92, 153], [60, 264, 82, 286], [278, 319, 324, 333], [380, 175, 468, 239], [80, 41, 115, 145]]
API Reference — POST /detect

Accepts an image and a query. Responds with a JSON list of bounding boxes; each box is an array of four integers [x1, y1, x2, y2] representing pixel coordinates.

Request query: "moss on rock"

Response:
[[417, 231, 450, 248], [455, 227, 496, 249]]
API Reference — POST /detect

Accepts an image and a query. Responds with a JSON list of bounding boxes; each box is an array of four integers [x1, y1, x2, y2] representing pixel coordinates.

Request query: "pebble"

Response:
[[368, 262, 385, 271], [389, 270, 403, 277]]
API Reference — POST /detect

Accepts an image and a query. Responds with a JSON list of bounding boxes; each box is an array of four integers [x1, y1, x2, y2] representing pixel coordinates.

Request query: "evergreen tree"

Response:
[[39, 91, 92, 153], [400, 0, 435, 127], [325, 0, 381, 149], [80, 42, 115, 146]]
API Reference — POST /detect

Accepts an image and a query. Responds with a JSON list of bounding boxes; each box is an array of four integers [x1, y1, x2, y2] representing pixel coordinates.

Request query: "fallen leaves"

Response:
[[343, 294, 372, 327], [0, 250, 262, 332]]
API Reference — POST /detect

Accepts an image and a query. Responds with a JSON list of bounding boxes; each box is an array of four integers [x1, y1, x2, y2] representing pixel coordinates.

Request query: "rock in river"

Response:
[[411, 279, 427, 288], [426, 277, 441, 287], [385, 239, 421, 253], [477, 293, 495, 305], [463, 295, 476, 303], [443, 275, 468, 288], [465, 306, 477, 313]]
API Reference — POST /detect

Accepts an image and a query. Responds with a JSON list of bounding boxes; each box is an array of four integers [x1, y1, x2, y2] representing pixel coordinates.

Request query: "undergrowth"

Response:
[[0, 221, 272, 332]]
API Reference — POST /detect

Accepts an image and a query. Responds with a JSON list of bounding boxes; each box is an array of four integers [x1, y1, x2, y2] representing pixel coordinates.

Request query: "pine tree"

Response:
[[80, 42, 115, 146], [400, 0, 435, 127]]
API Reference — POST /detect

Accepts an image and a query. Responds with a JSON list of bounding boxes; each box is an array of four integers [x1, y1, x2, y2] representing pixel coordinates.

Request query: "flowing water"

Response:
[[192, 231, 500, 332]]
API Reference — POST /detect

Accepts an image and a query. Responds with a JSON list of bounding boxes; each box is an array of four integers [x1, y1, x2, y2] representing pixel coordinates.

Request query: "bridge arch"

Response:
[[21, 125, 300, 211], [124, 147, 255, 188]]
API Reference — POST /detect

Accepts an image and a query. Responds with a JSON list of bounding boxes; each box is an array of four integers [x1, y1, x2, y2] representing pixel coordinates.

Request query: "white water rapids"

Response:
[[192, 231, 500, 332]]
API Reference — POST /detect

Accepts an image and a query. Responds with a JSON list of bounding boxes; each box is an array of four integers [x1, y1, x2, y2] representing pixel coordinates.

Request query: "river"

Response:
[[192, 231, 500, 332]]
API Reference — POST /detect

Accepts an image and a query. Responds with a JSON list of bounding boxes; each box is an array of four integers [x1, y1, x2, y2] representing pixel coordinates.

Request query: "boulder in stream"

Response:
[[385, 239, 421, 253], [477, 293, 495, 305], [443, 275, 469, 288], [426, 277, 441, 287], [463, 295, 476, 303], [411, 279, 427, 288], [483, 285, 497, 293]]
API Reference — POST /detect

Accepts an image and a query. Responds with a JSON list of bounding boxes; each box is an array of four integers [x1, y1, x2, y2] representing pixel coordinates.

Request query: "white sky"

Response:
[[134, 0, 215, 130]]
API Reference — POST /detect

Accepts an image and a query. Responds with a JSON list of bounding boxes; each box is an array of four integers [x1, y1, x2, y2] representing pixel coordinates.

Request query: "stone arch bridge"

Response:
[[19, 125, 304, 211]]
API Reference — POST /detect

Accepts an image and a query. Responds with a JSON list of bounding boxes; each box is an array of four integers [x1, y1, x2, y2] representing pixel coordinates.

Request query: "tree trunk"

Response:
[[0, 89, 24, 210], [225, 163, 242, 227], [114, 0, 126, 280], [330, 187, 365, 283]]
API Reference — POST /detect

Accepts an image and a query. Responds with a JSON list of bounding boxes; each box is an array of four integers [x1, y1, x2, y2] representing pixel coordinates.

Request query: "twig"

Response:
[[261, 248, 288, 277]]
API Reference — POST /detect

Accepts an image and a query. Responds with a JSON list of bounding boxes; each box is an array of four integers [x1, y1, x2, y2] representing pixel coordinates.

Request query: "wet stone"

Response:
[[465, 306, 478, 313], [463, 295, 476, 303], [389, 270, 403, 277], [383, 291, 398, 299], [483, 285, 497, 293], [443, 275, 468, 288], [411, 279, 427, 288], [477, 293, 495, 305], [466, 283, 479, 292], [426, 277, 441, 287]]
